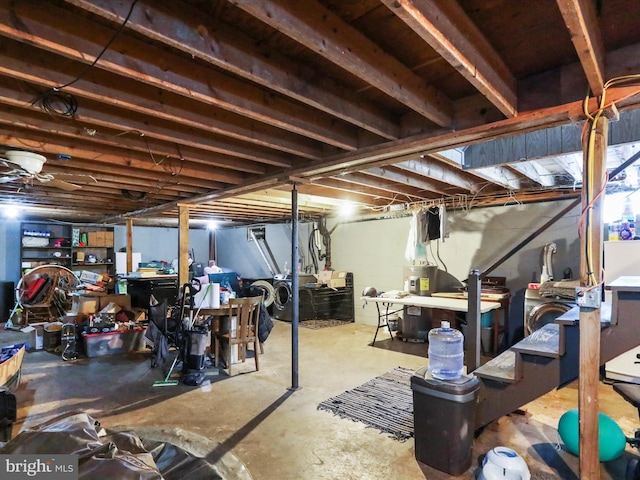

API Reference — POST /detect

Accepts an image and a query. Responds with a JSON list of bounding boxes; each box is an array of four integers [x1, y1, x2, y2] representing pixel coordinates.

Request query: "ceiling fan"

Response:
[[0, 150, 94, 191]]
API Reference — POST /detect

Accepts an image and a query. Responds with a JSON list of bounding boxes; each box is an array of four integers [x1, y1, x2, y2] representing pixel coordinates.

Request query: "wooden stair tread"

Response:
[[473, 350, 517, 383], [556, 301, 612, 325], [512, 323, 561, 358]]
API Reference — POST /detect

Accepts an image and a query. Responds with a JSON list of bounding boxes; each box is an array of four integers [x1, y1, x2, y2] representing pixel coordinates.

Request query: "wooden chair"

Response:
[[214, 295, 262, 375]]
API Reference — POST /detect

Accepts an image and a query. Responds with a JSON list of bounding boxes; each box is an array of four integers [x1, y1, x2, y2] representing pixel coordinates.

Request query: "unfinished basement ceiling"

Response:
[[1, 0, 640, 224]]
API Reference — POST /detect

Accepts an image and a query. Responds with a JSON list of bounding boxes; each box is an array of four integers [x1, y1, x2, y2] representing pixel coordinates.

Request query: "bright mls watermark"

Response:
[[0, 454, 78, 479]]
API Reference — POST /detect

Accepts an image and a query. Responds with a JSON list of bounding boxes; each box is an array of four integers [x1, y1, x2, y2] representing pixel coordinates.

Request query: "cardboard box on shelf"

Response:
[[95, 231, 106, 247], [79, 271, 103, 285], [105, 231, 114, 247], [329, 270, 348, 288], [87, 231, 98, 247], [318, 270, 333, 285]]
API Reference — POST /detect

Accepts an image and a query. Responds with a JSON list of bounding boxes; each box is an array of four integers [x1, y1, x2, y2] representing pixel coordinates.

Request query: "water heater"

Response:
[[403, 265, 438, 296]]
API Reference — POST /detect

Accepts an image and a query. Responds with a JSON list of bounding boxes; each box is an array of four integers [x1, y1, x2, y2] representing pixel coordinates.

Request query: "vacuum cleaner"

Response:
[[179, 281, 209, 386], [181, 325, 208, 386], [153, 280, 209, 387]]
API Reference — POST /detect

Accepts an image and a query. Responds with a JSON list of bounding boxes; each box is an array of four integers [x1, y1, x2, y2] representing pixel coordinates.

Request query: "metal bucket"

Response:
[[43, 322, 63, 353]]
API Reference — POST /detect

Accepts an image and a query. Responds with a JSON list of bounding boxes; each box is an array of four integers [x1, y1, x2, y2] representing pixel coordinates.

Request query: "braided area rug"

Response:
[[317, 366, 415, 441], [299, 318, 352, 329]]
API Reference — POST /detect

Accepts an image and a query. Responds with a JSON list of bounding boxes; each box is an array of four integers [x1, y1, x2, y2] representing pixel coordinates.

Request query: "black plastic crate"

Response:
[[0, 388, 17, 422], [0, 419, 13, 442]]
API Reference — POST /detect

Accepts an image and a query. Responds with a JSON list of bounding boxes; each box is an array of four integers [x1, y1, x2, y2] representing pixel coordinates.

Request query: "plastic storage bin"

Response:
[[411, 366, 480, 475], [82, 327, 147, 357]]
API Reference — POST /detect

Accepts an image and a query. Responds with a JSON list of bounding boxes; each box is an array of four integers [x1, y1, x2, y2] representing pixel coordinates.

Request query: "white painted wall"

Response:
[[329, 199, 581, 339]]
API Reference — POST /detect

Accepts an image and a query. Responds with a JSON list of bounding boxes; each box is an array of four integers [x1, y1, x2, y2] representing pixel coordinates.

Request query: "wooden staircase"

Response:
[[472, 279, 640, 429]]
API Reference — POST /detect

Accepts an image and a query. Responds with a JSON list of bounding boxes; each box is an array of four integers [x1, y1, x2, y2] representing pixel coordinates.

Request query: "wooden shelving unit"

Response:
[[70, 225, 115, 279], [20, 222, 116, 280], [20, 222, 73, 273]]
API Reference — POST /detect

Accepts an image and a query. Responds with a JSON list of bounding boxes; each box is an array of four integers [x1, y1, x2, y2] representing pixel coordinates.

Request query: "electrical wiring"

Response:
[[60, 0, 140, 91], [116, 129, 185, 179], [582, 102, 606, 286], [581, 73, 640, 287], [31, 0, 140, 117], [576, 269, 606, 299], [32, 90, 79, 117], [428, 240, 448, 273]]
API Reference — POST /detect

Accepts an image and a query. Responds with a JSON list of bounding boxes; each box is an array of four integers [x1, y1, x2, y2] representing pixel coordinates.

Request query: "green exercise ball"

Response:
[[557, 408, 627, 462]]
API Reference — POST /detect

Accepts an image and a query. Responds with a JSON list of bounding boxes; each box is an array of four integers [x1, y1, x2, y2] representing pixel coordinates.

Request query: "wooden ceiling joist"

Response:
[[230, 0, 453, 127], [64, 0, 401, 141], [382, 0, 517, 117], [0, 0, 639, 228], [556, 0, 606, 96], [0, 1, 360, 150]]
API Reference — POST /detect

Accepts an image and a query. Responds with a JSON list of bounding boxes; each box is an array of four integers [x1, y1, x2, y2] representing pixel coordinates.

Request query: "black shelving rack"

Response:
[[299, 273, 354, 321]]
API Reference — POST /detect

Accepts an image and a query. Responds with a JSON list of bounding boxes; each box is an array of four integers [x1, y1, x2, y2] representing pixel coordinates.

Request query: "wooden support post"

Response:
[[126, 218, 133, 274], [178, 205, 190, 287], [578, 115, 607, 479]]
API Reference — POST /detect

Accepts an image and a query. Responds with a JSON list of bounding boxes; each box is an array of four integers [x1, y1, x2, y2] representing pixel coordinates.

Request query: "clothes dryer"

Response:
[[272, 279, 293, 321], [271, 274, 317, 321], [524, 288, 575, 336]]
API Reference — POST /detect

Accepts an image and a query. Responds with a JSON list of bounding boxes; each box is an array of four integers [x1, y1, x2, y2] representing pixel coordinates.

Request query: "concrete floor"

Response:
[[3, 320, 640, 479]]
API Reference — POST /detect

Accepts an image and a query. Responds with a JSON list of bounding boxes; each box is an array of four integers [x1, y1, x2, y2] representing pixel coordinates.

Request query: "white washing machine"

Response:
[[524, 288, 575, 336]]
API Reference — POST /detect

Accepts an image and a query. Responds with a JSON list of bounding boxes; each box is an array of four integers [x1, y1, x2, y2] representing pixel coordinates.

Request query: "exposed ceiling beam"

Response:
[[473, 166, 522, 191], [0, 131, 246, 188], [556, 0, 605, 96], [331, 172, 431, 203], [296, 183, 392, 208], [382, 0, 517, 117], [64, 0, 400, 141], [0, 47, 309, 166], [0, 101, 273, 176], [363, 165, 454, 196], [0, 1, 359, 150], [554, 153, 583, 183], [118, 85, 640, 220], [508, 161, 556, 187], [229, 0, 453, 127], [394, 155, 478, 193]]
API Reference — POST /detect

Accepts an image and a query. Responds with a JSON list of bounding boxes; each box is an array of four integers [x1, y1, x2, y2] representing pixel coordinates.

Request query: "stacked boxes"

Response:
[[83, 230, 114, 247], [317, 270, 349, 288]]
